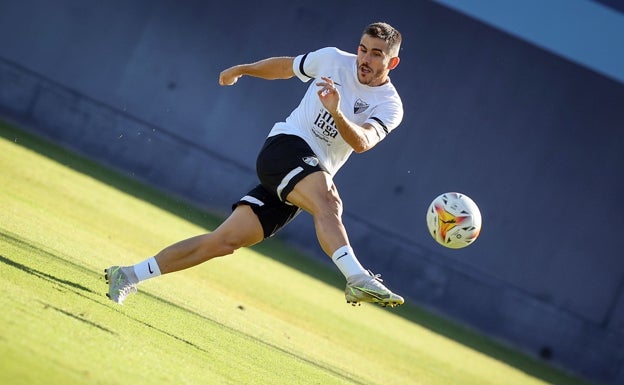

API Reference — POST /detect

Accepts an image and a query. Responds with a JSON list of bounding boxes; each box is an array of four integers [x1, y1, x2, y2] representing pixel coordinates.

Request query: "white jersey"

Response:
[[268, 47, 403, 176]]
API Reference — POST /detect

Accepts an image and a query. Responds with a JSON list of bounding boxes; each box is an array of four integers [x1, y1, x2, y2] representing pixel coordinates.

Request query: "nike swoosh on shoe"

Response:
[[355, 287, 392, 300]]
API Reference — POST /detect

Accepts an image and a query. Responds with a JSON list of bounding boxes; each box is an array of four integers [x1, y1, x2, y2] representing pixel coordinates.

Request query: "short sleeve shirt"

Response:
[[268, 47, 403, 176]]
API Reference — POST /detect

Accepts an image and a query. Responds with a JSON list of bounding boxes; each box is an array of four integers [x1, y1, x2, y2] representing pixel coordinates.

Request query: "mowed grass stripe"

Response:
[[0, 226, 368, 385], [0, 121, 590, 385]]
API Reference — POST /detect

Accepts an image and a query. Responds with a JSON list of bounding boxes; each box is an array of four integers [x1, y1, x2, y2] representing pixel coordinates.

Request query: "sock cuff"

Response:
[[331, 245, 354, 262], [331, 245, 367, 279], [133, 256, 162, 282]]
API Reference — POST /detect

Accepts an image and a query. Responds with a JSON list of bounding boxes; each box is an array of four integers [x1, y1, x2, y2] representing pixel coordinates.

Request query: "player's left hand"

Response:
[[219, 65, 243, 86], [316, 76, 340, 113]]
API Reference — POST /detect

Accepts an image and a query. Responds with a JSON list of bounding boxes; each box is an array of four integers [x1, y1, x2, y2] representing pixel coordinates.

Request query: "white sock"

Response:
[[133, 256, 162, 282], [331, 245, 367, 279]]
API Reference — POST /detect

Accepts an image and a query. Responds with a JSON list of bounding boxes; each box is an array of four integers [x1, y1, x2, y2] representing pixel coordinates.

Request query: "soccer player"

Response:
[[106, 22, 405, 307]]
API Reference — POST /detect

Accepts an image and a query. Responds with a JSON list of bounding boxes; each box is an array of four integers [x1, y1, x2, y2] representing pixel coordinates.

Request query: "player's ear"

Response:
[[388, 56, 400, 70]]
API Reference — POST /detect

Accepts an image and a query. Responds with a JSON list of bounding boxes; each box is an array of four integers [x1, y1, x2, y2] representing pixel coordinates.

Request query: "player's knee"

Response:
[[218, 236, 246, 256], [290, 178, 344, 219], [197, 233, 246, 258], [319, 187, 343, 218], [330, 185, 344, 215]]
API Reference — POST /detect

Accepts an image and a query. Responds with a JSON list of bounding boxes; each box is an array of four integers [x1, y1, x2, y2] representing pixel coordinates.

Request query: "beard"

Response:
[[357, 63, 384, 86]]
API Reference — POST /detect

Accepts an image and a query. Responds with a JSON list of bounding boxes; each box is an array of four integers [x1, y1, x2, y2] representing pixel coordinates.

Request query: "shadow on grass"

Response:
[[0, 231, 118, 335], [0, 230, 370, 385], [0, 235, 95, 296], [0, 121, 590, 385]]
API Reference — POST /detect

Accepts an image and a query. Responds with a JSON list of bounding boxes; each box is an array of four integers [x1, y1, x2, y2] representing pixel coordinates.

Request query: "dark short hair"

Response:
[[363, 22, 402, 56]]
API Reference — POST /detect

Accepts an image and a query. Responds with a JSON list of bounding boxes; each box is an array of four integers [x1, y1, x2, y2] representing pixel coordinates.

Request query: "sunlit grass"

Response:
[[0, 122, 589, 385]]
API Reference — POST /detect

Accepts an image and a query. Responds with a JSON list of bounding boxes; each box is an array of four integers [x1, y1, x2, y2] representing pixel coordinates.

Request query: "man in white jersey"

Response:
[[105, 22, 405, 308]]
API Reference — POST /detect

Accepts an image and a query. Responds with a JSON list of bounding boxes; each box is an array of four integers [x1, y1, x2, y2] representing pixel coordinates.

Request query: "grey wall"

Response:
[[1, 1, 623, 384]]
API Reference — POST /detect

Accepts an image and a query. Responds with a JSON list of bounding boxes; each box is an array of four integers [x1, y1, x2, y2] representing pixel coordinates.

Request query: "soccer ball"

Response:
[[426, 192, 482, 249]]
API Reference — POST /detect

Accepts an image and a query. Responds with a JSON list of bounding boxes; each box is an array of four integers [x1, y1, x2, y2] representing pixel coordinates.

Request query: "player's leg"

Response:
[[285, 171, 404, 307], [105, 205, 264, 304], [284, 170, 349, 256], [256, 134, 403, 307], [154, 205, 264, 274]]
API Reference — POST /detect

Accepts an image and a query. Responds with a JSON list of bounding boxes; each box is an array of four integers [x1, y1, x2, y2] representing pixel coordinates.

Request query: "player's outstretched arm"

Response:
[[219, 57, 295, 86]]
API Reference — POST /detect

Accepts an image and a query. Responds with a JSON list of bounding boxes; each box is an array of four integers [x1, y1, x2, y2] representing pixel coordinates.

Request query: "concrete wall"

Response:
[[1, 1, 623, 383]]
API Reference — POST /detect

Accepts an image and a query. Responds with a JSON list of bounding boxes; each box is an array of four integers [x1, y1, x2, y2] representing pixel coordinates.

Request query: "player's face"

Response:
[[356, 35, 397, 86]]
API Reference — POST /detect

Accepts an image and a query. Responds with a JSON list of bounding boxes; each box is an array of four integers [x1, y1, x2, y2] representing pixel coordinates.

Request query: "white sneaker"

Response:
[[104, 266, 137, 304], [345, 271, 404, 308]]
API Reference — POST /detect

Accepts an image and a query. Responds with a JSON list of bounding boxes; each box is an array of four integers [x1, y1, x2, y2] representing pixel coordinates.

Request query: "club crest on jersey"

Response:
[[353, 98, 369, 114], [302, 156, 319, 167]]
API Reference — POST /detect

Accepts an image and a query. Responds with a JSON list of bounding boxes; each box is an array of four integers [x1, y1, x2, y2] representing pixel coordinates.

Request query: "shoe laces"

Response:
[[367, 270, 383, 281], [117, 269, 137, 296], [117, 283, 136, 302], [121, 282, 137, 294], [366, 270, 387, 288]]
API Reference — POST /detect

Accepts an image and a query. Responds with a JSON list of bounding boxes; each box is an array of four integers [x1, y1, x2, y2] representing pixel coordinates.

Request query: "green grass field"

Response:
[[0, 121, 590, 385]]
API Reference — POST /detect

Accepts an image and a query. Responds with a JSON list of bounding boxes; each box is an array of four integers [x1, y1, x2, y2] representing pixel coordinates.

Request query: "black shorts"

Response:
[[233, 134, 324, 238]]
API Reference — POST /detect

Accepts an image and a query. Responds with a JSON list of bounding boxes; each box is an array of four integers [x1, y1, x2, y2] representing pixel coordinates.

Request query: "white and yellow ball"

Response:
[[426, 192, 482, 249]]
